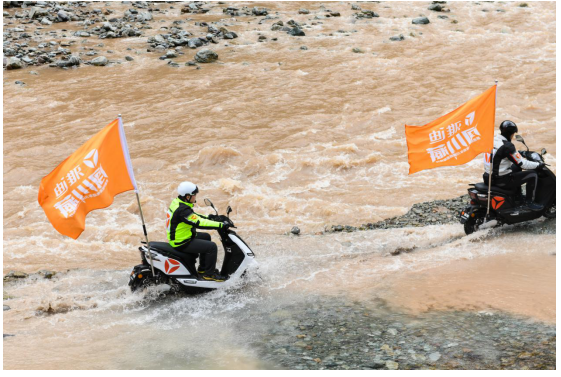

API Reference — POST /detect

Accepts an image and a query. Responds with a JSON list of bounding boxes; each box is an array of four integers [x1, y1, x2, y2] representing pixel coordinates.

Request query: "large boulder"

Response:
[[412, 17, 430, 24], [55, 55, 80, 68], [194, 49, 218, 63], [91, 56, 108, 66], [5, 57, 24, 70], [252, 7, 268, 16], [188, 37, 204, 49], [57, 9, 70, 22], [287, 27, 305, 36]]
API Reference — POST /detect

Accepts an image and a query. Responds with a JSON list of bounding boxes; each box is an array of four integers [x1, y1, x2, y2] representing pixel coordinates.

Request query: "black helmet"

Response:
[[499, 120, 518, 138]]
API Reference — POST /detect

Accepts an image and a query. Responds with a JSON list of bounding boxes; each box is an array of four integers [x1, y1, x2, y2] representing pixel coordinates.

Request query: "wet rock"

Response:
[[291, 226, 301, 235], [29, 71, 39, 75], [5, 57, 25, 70], [271, 21, 284, 31], [300, 46, 308, 50], [194, 49, 218, 63], [166, 50, 177, 58], [14, 80, 25, 86], [287, 27, 305, 37], [298, 9, 310, 15], [428, 4, 445, 12], [412, 17, 430, 25], [389, 34, 405, 41], [40, 17, 52, 25], [3, 305, 10, 311], [91, 56, 108, 66], [3, 271, 28, 281], [354, 10, 379, 19], [351, 4, 361, 11], [252, 7, 268, 16], [258, 35, 267, 42], [4, 334, 15, 338], [55, 55, 80, 68], [38, 270, 56, 279], [519, 3, 529, 7], [57, 9, 70, 22], [188, 37, 204, 49], [185, 60, 198, 66], [352, 47, 364, 53], [125, 55, 134, 61]]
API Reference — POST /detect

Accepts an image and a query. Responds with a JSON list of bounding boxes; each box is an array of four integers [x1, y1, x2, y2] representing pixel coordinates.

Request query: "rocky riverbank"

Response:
[[257, 296, 556, 370], [5, 0, 517, 72], [326, 195, 469, 233]]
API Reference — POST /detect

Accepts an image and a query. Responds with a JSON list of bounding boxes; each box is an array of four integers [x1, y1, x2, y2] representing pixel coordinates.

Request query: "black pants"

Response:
[[484, 171, 538, 201], [174, 232, 218, 274]]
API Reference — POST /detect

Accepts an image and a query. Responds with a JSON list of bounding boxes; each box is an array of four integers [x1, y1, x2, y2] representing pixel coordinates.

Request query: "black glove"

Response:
[[537, 162, 546, 170], [221, 222, 231, 231], [207, 214, 218, 221]]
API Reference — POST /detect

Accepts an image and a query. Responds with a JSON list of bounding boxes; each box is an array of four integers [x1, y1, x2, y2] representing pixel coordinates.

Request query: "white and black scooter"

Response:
[[129, 199, 257, 293]]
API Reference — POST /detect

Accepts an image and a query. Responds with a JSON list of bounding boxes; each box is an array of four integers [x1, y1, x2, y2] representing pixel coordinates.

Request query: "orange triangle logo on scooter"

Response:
[[165, 259, 180, 274], [492, 197, 505, 210]]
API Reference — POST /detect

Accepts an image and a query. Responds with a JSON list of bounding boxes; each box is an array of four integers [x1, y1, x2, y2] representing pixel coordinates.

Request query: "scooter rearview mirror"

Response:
[[204, 198, 218, 215], [515, 134, 529, 151], [541, 148, 547, 156], [226, 206, 232, 216]]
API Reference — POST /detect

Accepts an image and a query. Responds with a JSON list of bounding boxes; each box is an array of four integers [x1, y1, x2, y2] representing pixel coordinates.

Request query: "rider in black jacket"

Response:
[[483, 120, 545, 211]]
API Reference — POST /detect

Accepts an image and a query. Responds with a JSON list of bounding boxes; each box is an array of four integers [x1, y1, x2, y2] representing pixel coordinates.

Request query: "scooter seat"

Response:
[[148, 241, 178, 255], [147, 241, 197, 275], [474, 182, 515, 196]]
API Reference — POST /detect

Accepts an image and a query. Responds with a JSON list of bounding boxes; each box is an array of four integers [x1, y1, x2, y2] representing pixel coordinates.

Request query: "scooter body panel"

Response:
[[138, 232, 256, 291]]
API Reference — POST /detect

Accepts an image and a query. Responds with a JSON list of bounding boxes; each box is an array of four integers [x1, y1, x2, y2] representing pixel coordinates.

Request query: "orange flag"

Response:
[[38, 118, 137, 239], [405, 85, 496, 174]]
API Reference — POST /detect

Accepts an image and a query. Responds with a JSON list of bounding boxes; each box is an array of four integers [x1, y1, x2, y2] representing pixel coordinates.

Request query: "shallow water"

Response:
[[2, 1, 556, 369]]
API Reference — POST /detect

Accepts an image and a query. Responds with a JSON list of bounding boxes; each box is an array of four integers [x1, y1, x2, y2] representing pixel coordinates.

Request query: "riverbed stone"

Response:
[[291, 226, 301, 235], [91, 56, 108, 66], [194, 49, 218, 63], [5, 57, 25, 70], [288, 27, 305, 36], [3, 271, 29, 281], [412, 17, 430, 25]]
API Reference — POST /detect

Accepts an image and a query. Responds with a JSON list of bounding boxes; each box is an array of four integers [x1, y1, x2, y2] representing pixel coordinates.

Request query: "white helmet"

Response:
[[178, 181, 199, 197]]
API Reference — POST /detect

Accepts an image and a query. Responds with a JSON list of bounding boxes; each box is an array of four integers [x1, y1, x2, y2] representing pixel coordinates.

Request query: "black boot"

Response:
[[524, 200, 544, 212]]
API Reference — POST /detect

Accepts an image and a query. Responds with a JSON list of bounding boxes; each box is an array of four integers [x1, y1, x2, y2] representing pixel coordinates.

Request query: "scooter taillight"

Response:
[[469, 191, 478, 200], [470, 200, 476, 205]]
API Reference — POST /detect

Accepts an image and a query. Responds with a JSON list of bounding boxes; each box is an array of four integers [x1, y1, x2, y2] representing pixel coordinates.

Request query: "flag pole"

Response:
[[118, 114, 155, 276], [485, 80, 498, 220], [135, 190, 155, 276]]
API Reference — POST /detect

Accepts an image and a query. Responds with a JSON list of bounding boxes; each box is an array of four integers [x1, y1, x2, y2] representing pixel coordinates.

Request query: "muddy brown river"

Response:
[[3, 1, 556, 370]]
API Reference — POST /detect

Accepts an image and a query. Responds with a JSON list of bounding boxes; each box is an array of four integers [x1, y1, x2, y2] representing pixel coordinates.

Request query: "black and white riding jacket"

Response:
[[484, 134, 539, 176]]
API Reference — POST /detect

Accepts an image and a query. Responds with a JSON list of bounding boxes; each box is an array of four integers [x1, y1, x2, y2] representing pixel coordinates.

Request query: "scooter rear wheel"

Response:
[[464, 214, 484, 235]]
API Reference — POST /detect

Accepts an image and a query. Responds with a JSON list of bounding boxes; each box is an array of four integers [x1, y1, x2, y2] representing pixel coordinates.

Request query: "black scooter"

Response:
[[460, 135, 556, 235]]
